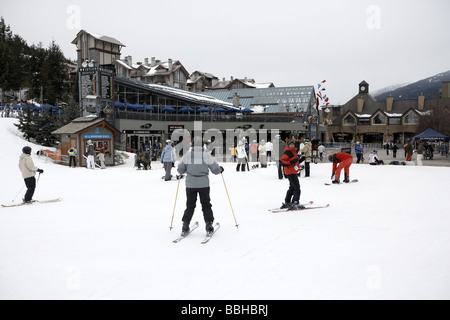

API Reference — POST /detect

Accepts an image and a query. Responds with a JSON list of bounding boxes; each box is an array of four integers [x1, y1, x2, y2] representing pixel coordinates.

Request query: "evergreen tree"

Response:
[[0, 17, 11, 92], [15, 107, 37, 141], [34, 108, 59, 146]]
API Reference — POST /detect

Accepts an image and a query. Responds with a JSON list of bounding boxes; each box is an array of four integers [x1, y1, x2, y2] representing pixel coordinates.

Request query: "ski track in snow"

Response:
[[1, 118, 450, 299]]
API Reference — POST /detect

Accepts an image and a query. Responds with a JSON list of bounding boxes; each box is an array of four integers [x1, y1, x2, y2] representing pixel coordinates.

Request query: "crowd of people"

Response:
[[17, 133, 446, 236]]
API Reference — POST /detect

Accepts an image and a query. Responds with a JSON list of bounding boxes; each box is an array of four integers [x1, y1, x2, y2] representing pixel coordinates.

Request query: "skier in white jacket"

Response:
[[236, 141, 248, 172], [18, 146, 44, 203]]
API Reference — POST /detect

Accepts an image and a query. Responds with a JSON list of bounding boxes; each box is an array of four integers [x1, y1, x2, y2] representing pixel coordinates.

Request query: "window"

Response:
[[404, 112, 419, 124], [372, 113, 386, 125], [389, 118, 401, 125], [343, 114, 356, 126]]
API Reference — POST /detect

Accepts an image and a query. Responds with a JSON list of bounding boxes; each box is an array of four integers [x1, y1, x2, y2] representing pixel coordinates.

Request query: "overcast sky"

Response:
[[1, 0, 449, 104]]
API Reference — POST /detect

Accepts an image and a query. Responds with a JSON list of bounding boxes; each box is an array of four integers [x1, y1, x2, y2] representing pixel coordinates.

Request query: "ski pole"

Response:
[[11, 185, 26, 203], [169, 177, 181, 231], [221, 173, 239, 228]]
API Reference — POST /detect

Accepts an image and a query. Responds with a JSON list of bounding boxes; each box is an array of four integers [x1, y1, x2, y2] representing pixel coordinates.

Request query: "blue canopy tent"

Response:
[[412, 128, 450, 142], [161, 106, 176, 113], [52, 108, 63, 115], [144, 105, 155, 112], [42, 104, 54, 110], [178, 106, 194, 113], [132, 104, 145, 111], [214, 107, 227, 113], [115, 101, 125, 109], [197, 107, 211, 113], [241, 108, 254, 113]]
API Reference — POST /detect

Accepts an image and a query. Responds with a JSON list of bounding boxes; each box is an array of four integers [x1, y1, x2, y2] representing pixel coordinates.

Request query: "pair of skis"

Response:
[[173, 222, 221, 244], [174, 201, 330, 242], [269, 201, 330, 213], [1, 198, 62, 208]]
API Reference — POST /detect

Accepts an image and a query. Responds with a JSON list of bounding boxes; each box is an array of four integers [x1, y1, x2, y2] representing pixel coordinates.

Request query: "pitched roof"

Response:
[[52, 117, 120, 135], [72, 30, 126, 47]]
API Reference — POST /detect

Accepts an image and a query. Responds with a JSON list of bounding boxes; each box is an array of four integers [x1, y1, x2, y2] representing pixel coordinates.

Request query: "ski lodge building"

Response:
[[325, 81, 450, 144], [69, 30, 325, 154]]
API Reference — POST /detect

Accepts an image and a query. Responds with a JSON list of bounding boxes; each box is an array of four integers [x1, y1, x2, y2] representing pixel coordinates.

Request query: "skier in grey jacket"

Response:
[[177, 136, 224, 236]]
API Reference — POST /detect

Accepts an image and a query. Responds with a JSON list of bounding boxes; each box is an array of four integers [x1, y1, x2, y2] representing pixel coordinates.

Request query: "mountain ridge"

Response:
[[373, 70, 450, 101]]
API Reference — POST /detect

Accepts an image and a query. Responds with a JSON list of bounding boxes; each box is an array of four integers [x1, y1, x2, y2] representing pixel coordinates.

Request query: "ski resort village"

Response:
[[1, 6, 450, 303]]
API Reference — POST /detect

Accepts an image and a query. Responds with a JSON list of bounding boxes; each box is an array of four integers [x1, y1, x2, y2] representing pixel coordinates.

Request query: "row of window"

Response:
[[343, 112, 419, 126]]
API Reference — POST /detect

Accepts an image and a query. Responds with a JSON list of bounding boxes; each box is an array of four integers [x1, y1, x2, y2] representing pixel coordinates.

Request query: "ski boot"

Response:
[[289, 201, 305, 210], [181, 222, 190, 237], [343, 174, 350, 183], [332, 178, 340, 184], [206, 222, 215, 236], [280, 202, 290, 209]]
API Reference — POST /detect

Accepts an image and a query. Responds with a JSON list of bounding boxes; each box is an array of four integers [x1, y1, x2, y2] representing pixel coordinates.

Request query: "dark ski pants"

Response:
[[24, 177, 36, 202], [285, 174, 301, 204], [277, 161, 284, 179], [182, 187, 214, 224], [304, 161, 310, 177], [69, 156, 77, 167]]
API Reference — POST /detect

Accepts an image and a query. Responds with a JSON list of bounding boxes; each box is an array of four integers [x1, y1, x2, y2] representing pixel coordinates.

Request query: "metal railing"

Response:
[[114, 110, 301, 123]]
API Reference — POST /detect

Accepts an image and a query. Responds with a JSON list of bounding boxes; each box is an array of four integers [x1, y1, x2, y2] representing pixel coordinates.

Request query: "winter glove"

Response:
[[220, 166, 225, 173], [298, 155, 306, 163], [290, 157, 299, 164], [37, 169, 44, 174]]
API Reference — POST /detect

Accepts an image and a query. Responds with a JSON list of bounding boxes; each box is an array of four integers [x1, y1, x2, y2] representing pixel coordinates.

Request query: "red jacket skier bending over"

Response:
[[280, 140, 306, 209], [329, 152, 353, 184]]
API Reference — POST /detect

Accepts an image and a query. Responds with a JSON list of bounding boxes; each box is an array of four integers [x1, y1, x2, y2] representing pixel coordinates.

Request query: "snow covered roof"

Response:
[[355, 114, 372, 118], [115, 77, 236, 109], [384, 112, 403, 117], [72, 30, 126, 47], [52, 117, 119, 135], [201, 86, 316, 113], [114, 59, 133, 70]]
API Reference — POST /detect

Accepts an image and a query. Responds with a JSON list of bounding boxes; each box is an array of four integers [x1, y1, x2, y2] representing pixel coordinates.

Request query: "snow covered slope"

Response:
[[1, 118, 450, 300]]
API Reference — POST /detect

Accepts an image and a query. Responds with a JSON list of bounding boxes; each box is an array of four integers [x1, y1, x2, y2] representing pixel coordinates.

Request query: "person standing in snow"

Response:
[[177, 136, 224, 236], [236, 140, 248, 172], [329, 152, 353, 184], [300, 139, 312, 177], [19, 146, 44, 204], [416, 142, 424, 166], [405, 139, 413, 161], [318, 143, 325, 161], [161, 140, 176, 181], [259, 140, 268, 168], [274, 135, 286, 180], [86, 140, 96, 169], [280, 139, 306, 209], [250, 140, 258, 162], [266, 139, 273, 162], [96, 144, 107, 169], [392, 144, 398, 158], [355, 141, 364, 164], [68, 146, 78, 168]]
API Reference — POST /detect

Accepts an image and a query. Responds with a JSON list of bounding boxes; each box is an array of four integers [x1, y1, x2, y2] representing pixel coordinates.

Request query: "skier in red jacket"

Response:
[[280, 139, 306, 209], [329, 152, 353, 184]]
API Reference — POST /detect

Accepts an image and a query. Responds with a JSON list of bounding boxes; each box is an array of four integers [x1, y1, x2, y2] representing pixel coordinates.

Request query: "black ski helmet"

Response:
[[22, 146, 32, 154]]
